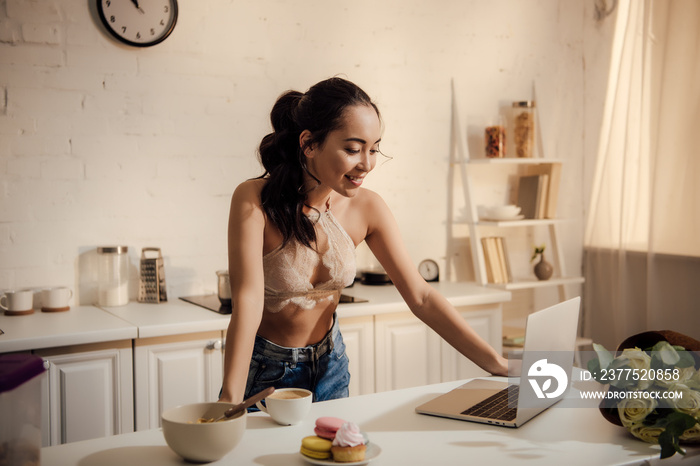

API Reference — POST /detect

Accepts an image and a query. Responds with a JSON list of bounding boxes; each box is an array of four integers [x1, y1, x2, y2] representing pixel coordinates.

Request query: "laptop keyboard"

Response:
[[460, 385, 519, 421]]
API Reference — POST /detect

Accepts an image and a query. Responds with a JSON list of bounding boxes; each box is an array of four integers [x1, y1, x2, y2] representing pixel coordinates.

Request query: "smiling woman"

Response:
[[218, 77, 509, 407]]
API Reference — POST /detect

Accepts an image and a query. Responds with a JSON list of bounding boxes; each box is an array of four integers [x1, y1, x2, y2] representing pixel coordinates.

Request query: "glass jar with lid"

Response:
[[512, 101, 536, 158], [97, 246, 129, 306], [484, 115, 506, 158]]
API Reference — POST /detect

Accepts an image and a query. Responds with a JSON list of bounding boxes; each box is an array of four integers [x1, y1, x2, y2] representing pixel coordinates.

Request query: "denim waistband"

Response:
[[253, 314, 338, 364]]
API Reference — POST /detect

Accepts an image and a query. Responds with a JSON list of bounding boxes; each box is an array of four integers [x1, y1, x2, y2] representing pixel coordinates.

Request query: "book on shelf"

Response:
[[502, 326, 525, 346], [480, 236, 510, 284], [516, 174, 549, 219], [497, 236, 513, 283], [481, 237, 496, 283], [522, 162, 562, 219], [536, 174, 549, 219]]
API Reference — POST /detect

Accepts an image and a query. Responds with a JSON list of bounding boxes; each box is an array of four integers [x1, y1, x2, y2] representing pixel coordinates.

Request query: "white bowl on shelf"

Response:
[[482, 205, 522, 220]]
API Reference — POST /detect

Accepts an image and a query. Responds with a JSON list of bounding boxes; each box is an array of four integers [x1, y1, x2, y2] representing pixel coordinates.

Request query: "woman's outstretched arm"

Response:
[[361, 190, 508, 376]]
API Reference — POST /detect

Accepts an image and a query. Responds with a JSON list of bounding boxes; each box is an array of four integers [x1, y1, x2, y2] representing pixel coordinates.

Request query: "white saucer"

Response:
[[300, 442, 381, 465]]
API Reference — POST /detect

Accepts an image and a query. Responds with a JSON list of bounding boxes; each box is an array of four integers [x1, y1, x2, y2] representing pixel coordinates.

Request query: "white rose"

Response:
[[617, 397, 657, 427], [679, 424, 700, 443], [620, 348, 653, 390], [628, 422, 664, 444], [654, 366, 696, 389], [685, 368, 700, 390], [620, 348, 651, 369], [667, 383, 700, 417]]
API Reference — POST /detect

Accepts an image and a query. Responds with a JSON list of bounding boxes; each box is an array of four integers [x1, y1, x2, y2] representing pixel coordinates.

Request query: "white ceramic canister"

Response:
[[97, 246, 129, 306]]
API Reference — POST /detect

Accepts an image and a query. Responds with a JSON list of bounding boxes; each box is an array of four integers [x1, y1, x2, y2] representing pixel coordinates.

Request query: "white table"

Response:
[[42, 376, 698, 466]]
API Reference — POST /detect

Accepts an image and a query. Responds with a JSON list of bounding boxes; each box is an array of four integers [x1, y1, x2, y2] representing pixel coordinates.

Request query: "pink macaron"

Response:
[[314, 417, 346, 440]]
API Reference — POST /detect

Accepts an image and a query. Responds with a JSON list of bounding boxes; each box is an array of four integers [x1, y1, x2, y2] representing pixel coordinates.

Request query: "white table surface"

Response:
[[42, 376, 698, 466]]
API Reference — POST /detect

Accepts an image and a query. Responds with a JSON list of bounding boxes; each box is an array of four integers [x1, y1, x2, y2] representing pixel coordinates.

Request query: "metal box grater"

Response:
[[138, 247, 168, 303]]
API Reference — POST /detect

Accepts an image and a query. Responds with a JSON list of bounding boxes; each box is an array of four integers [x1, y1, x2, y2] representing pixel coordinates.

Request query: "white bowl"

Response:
[[161, 402, 246, 462], [486, 205, 521, 219]]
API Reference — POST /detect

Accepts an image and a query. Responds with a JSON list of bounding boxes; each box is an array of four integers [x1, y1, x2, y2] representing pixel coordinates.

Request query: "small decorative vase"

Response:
[[534, 253, 553, 280]]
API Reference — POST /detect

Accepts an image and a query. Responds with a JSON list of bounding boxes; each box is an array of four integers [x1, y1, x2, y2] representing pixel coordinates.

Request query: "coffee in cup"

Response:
[[41, 287, 73, 312], [0, 289, 35, 316], [255, 388, 312, 425]]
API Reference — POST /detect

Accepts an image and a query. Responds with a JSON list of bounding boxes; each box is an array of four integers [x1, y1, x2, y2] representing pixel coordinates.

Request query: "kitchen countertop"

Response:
[[98, 299, 230, 339], [42, 372, 693, 466], [337, 281, 510, 317], [0, 305, 137, 353], [0, 282, 510, 353]]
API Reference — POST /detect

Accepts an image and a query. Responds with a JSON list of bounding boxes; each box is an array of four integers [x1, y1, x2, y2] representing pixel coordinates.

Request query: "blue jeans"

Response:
[[244, 314, 350, 407]]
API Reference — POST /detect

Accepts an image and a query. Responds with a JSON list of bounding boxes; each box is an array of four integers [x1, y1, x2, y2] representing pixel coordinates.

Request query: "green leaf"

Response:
[[653, 341, 681, 366], [658, 428, 683, 459], [587, 357, 601, 379], [607, 359, 635, 389], [655, 412, 698, 459], [675, 350, 696, 368], [592, 343, 614, 370]]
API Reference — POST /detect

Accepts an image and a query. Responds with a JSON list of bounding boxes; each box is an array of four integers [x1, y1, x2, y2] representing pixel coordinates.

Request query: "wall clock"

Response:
[[97, 0, 178, 47], [418, 259, 440, 282]]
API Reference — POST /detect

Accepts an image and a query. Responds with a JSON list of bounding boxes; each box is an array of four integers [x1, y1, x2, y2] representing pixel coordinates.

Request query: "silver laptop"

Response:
[[415, 297, 581, 428]]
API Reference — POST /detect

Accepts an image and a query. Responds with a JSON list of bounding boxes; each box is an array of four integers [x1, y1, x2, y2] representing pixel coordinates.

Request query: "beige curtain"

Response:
[[583, 0, 700, 350]]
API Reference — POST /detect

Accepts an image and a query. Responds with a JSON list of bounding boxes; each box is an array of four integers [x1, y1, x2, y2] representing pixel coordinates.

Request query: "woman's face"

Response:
[[303, 104, 382, 198]]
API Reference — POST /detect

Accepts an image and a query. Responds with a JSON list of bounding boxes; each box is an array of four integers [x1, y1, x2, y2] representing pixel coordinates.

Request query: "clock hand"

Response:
[[130, 0, 145, 13]]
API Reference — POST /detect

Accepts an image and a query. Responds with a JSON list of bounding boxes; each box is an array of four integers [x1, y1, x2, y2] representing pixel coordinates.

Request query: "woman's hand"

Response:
[[488, 355, 510, 377]]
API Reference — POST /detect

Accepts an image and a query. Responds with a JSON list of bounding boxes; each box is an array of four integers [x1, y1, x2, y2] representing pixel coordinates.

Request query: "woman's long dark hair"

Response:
[[257, 77, 380, 249]]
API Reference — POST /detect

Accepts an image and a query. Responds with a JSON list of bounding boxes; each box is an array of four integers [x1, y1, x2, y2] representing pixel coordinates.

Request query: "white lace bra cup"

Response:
[[263, 210, 356, 313]]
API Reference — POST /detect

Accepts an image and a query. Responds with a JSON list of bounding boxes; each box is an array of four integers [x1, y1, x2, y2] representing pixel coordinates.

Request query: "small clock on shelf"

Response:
[[97, 0, 178, 48], [418, 259, 440, 282]]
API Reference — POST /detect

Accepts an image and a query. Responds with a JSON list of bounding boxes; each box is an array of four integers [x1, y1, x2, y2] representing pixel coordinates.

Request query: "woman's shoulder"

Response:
[[233, 178, 265, 201], [351, 187, 389, 211], [230, 178, 268, 217], [336, 188, 391, 227]]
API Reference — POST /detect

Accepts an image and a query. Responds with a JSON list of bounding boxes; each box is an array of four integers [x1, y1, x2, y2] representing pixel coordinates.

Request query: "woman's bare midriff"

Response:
[[256, 296, 339, 348]]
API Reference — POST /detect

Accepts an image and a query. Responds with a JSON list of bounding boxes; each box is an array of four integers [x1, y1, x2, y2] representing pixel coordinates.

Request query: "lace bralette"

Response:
[[263, 209, 356, 313]]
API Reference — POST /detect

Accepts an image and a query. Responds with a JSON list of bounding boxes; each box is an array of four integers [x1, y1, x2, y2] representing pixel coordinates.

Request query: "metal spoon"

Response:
[[212, 386, 275, 422]]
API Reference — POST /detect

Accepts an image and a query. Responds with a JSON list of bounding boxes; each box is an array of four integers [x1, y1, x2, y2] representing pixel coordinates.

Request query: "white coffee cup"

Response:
[[255, 388, 312, 425], [41, 287, 73, 309], [0, 289, 34, 313]]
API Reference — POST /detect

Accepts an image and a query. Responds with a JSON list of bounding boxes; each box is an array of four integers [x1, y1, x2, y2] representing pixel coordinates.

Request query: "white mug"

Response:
[[0, 289, 34, 312], [255, 388, 312, 425], [41, 287, 73, 309]]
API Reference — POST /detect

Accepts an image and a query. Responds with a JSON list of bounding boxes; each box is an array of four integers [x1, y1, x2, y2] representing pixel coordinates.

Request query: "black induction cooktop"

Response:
[[180, 294, 231, 314]]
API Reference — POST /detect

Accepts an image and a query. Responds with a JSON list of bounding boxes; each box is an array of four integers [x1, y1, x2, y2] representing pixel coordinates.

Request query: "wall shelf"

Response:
[[454, 218, 572, 227], [485, 276, 585, 291], [446, 82, 586, 354], [454, 157, 563, 165]]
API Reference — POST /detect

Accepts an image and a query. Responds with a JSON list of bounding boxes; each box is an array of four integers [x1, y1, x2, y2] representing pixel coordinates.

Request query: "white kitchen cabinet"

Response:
[[440, 305, 503, 381], [374, 312, 442, 392], [374, 305, 502, 392], [34, 340, 134, 446], [133, 331, 224, 431], [338, 315, 375, 396]]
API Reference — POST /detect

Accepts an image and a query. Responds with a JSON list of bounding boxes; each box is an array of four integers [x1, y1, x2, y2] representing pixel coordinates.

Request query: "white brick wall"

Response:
[[0, 0, 606, 306]]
